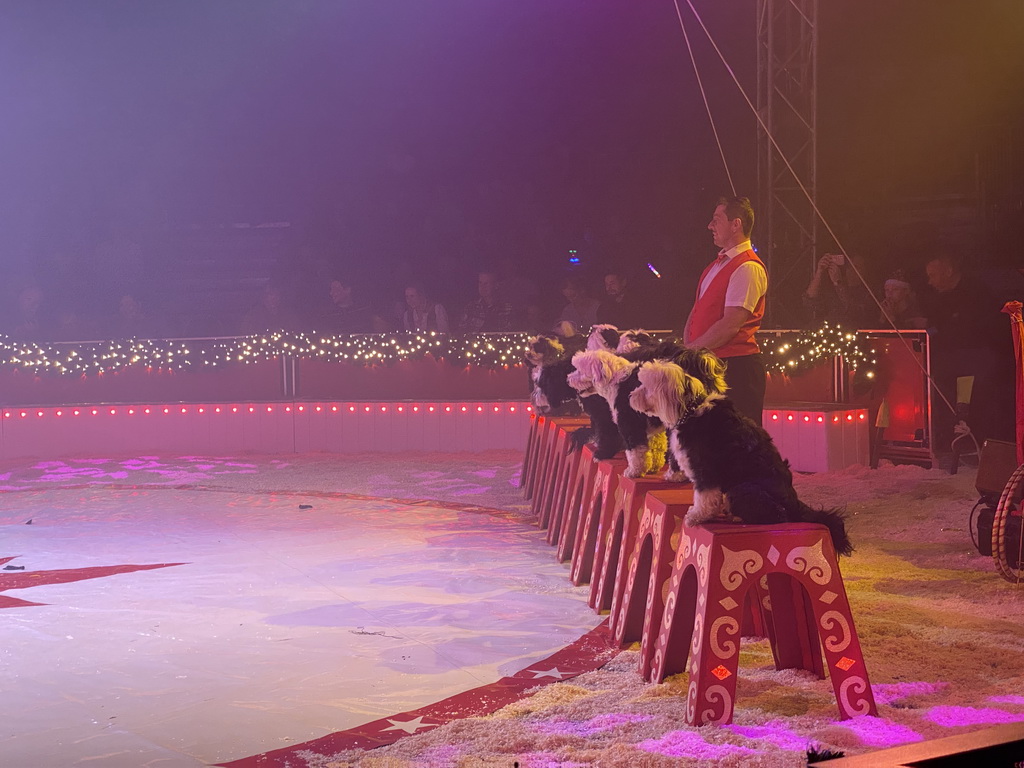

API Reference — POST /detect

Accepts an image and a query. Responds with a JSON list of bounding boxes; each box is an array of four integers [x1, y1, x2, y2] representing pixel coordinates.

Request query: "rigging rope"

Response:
[[671, 0, 735, 195], [671, 0, 961, 437]]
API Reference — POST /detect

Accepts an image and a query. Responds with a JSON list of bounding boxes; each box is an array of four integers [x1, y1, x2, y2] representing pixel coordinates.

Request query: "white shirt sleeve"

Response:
[[724, 261, 768, 312]]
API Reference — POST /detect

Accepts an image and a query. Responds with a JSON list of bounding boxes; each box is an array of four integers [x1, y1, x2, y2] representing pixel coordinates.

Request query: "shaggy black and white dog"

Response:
[[565, 341, 730, 479], [587, 324, 655, 355], [525, 333, 587, 415], [567, 348, 673, 478], [629, 360, 853, 556], [524, 332, 624, 460]]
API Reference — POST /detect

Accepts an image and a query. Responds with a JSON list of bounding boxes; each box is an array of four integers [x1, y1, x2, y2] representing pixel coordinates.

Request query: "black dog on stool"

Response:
[[524, 333, 623, 459], [630, 360, 853, 556]]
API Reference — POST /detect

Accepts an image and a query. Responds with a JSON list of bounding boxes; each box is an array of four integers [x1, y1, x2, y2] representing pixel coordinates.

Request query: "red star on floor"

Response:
[[0, 555, 185, 609]]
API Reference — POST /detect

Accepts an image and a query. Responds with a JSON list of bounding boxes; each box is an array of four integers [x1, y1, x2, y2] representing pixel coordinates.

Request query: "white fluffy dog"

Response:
[[568, 349, 667, 478]]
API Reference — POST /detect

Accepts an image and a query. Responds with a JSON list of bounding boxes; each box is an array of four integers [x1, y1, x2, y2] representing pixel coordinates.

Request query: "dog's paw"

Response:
[[684, 508, 704, 527], [623, 466, 644, 479], [685, 505, 722, 527], [663, 469, 689, 483]]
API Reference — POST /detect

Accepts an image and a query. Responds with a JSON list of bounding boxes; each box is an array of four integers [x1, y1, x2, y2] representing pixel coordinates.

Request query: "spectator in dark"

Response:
[[320, 277, 386, 334], [53, 308, 91, 341], [110, 293, 157, 338], [459, 270, 515, 332], [596, 271, 644, 329], [241, 284, 296, 334], [555, 277, 600, 334], [9, 284, 49, 340], [802, 253, 874, 328], [878, 269, 926, 329], [402, 283, 450, 333], [429, 253, 471, 316], [923, 252, 1011, 446], [499, 256, 541, 325]]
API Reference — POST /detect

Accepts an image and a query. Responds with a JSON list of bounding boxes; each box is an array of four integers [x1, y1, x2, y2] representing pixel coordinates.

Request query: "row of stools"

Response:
[[520, 413, 877, 726]]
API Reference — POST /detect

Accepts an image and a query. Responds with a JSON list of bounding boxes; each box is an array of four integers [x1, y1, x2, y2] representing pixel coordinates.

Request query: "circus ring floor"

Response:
[[6, 452, 1024, 768], [0, 452, 610, 768]]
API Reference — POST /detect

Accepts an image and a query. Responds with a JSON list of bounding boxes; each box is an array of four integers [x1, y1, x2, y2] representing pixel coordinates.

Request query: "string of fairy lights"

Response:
[[766, 322, 878, 380], [0, 331, 534, 377], [2, 323, 876, 380]]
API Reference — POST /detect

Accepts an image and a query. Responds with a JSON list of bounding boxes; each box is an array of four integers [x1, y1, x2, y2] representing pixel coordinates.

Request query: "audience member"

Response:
[[109, 293, 158, 338], [596, 271, 644, 329], [241, 284, 296, 334], [402, 284, 450, 333], [555, 277, 599, 334], [320, 277, 387, 334], [878, 269, 926, 329], [9, 285, 49, 340], [802, 253, 874, 328], [923, 253, 1012, 446], [498, 256, 540, 312], [459, 270, 516, 332]]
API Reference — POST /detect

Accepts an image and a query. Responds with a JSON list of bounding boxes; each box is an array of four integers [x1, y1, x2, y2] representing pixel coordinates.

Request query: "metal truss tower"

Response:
[[756, 0, 818, 327]]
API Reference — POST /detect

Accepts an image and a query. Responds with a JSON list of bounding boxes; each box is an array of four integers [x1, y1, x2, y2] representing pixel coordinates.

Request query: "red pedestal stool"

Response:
[[532, 418, 590, 529], [589, 474, 686, 613], [545, 437, 583, 546], [525, 416, 583, 511], [521, 413, 545, 500], [569, 458, 627, 586], [614, 492, 768, 680], [611, 489, 693, 678], [555, 444, 598, 563], [649, 522, 876, 726]]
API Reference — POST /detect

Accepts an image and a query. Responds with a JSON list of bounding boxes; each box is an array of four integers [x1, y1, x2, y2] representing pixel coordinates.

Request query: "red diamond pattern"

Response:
[[711, 665, 732, 680]]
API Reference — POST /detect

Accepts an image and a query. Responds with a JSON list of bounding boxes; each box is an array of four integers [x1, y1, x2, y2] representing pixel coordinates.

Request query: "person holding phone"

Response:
[[802, 252, 872, 328]]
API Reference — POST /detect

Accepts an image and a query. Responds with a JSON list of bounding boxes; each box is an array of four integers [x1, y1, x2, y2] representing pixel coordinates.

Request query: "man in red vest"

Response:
[[683, 196, 767, 425]]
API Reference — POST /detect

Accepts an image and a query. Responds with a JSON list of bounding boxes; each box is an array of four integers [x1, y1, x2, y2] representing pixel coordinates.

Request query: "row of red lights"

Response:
[[768, 412, 867, 424], [2, 403, 532, 419]]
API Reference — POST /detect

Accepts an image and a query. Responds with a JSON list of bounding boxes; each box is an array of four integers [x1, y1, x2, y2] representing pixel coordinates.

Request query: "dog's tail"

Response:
[[567, 426, 594, 454], [798, 504, 854, 557]]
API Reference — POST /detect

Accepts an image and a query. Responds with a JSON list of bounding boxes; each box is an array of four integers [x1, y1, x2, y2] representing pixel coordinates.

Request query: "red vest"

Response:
[[687, 249, 765, 358]]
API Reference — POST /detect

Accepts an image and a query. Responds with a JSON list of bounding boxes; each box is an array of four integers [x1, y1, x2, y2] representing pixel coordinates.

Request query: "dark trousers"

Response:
[[723, 353, 766, 426]]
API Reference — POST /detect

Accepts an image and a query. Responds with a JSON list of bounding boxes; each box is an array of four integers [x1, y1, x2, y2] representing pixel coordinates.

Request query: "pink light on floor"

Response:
[[532, 713, 652, 737], [989, 695, 1024, 705], [839, 715, 923, 747], [725, 722, 811, 751], [636, 730, 758, 759], [872, 681, 946, 706], [927, 705, 1024, 727]]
